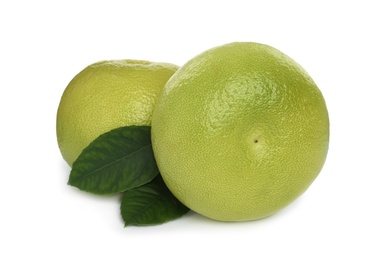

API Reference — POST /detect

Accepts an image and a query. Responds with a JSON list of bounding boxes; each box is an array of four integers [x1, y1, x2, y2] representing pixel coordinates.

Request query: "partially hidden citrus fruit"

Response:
[[151, 42, 329, 221], [57, 60, 178, 166]]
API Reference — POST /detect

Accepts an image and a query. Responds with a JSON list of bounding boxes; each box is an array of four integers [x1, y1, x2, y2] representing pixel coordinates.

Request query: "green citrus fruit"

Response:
[[151, 42, 329, 221], [57, 60, 178, 166]]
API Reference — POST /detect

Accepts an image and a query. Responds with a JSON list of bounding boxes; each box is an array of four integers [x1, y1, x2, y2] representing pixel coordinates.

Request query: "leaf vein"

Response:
[[73, 143, 152, 181]]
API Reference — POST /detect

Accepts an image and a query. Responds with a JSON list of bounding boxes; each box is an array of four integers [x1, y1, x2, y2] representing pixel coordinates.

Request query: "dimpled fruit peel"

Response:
[[57, 60, 178, 166], [151, 42, 329, 221]]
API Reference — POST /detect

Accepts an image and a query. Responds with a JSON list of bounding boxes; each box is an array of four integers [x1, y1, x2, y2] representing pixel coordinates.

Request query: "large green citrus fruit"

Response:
[[57, 60, 178, 166], [151, 42, 329, 221]]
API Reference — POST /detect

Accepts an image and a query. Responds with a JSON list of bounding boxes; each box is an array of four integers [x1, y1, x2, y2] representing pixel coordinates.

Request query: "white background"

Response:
[[1, 0, 389, 259]]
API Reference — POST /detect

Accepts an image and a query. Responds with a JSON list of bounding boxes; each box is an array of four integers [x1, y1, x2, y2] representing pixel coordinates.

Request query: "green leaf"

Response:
[[121, 175, 189, 226], [68, 126, 159, 195]]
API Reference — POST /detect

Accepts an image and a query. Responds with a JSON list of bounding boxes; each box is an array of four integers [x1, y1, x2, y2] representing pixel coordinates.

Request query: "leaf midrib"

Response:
[[72, 143, 152, 181], [125, 193, 162, 225]]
